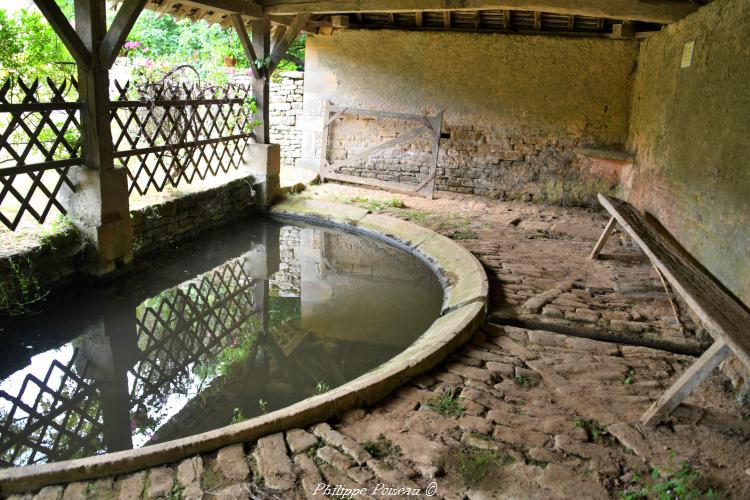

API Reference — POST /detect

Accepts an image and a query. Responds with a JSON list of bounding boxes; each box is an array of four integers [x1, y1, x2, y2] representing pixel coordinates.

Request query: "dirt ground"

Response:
[[7, 183, 750, 500]]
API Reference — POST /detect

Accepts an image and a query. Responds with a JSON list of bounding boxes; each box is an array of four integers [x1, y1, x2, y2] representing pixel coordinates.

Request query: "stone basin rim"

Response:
[[0, 199, 488, 495]]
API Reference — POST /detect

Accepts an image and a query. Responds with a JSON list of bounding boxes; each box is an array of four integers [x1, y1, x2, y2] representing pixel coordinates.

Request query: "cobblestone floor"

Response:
[[10, 184, 750, 500]]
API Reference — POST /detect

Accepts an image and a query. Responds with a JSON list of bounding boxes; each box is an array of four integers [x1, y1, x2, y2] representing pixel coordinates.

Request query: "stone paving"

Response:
[[8, 184, 750, 499]]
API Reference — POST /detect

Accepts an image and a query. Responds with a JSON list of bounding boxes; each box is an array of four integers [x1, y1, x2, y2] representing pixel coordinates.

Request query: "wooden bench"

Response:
[[590, 194, 750, 427]]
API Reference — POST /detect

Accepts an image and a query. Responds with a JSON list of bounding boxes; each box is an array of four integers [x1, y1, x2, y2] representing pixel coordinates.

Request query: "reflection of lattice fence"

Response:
[[0, 350, 104, 467], [111, 80, 255, 196], [0, 76, 81, 230], [130, 258, 258, 409]]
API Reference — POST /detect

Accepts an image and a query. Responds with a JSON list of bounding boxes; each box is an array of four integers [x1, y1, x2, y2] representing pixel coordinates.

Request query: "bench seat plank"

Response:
[[598, 194, 750, 369]]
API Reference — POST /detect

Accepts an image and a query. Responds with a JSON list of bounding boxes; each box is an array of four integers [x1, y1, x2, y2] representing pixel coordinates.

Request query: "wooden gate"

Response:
[[319, 101, 443, 199]]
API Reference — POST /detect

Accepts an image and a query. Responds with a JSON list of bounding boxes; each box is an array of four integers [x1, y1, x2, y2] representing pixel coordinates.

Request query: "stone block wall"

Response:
[[270, 72, 305, 170], [302, 29, 638, 206], [131, 175, 256, 256], [0, 229, 85, 315], [0, 176, 256, 315]]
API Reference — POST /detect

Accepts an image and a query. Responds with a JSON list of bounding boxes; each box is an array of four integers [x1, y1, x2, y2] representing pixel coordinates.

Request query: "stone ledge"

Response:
[[0, 199, 488, 496]]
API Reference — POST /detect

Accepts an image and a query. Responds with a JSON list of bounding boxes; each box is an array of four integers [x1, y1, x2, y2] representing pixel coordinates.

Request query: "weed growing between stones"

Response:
[[257, 399, 269, 415], [314, 381, 331, 395], [426, 394, 465, 417], [166, 484, 184, 500], [347, 197, 406, 212], [622, 367, 634, 385], [450, 229, 478, 240], [457, 448, 515, 487], [573, 416, 607, 442], [619, 459, 719, 500], [362, 434, 401, 460], [514, 375, 538, 388], [0, 256, 47, 316]]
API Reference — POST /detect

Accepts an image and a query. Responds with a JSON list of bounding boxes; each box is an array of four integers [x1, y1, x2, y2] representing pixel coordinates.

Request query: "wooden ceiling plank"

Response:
[[262, 0, 698, 24]]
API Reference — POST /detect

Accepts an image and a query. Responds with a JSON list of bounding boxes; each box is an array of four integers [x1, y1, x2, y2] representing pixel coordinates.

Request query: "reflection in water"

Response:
[[0, 218, 442, 467]]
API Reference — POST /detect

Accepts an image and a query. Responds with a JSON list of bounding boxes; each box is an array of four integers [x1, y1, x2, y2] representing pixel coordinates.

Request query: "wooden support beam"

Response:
[[503, 9, 510, 29], [568, 14, 575, 31], [589, 216, 617, 259], [269, 13, 310, 73], [533, 10, 541, 30], [283, 51, 304, 68], [252, 18, 271, 144], [443, 11, 451, 27], [100, 0, 148, 68], [414, 11, 422, 27], [641, 340, 731, 427], [33, 0, 91, 67], [181, 0, 264, 18], [263, 0, 698, 24], [331, 14, 350, 27], [230, 14, 262, 79]]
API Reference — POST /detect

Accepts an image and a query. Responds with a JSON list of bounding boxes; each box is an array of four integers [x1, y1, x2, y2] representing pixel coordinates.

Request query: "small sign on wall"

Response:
[[681, 41, 695, 68]]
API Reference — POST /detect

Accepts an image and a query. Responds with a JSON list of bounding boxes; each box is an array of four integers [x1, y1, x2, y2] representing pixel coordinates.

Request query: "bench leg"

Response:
[[641, 340, 731, 427], [589, 216, 617, 259]]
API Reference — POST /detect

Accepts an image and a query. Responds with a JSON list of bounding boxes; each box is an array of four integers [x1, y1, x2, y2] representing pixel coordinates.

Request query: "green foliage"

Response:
[[426, 393, 465, 417], [231, 407, 247, 424], [257, 398, 269, 415], [573, 416, 607, 442], [620, 460, 719, 500], [0, 3, 305, 83], [0, 3, 74, 81], [362, 434, 401, 460]]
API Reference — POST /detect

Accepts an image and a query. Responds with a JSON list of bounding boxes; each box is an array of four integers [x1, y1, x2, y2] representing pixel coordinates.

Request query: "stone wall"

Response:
[[270, 72, 305, 170], [269, 225, 301, 297], [624, 0, 750, 394], [230, 71, 305, 170], [625, 0, 750, 310], [131, 175, 256, 256], [301, 30, 638, 206]]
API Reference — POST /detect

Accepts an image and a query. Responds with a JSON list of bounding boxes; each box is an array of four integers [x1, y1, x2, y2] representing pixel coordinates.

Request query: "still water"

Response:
[[0, 217, 442, 467]]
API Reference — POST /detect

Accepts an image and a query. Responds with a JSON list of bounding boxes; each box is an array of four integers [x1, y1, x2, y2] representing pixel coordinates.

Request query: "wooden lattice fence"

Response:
[[0, 74, 258, 231], [0, 76, 82, 230], [111, 79, 256, 196]]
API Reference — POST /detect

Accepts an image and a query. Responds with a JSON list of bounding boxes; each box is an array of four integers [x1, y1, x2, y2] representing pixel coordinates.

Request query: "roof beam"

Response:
[[262, 0, 698, 24], [182, 0, 264, 18], [269, 13, 311, 73], [230, 13, 262, 78]]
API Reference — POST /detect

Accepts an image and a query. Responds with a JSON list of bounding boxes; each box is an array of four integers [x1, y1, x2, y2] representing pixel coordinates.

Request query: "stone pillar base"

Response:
[[61, 166, 133, 277], [245, 143, 281, 209]]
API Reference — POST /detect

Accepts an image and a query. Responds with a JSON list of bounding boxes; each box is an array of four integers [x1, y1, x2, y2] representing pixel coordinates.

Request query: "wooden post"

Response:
[[252, 18, 271, 144], [641, 340, 731, 427], [62, 0, 132, 275]]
